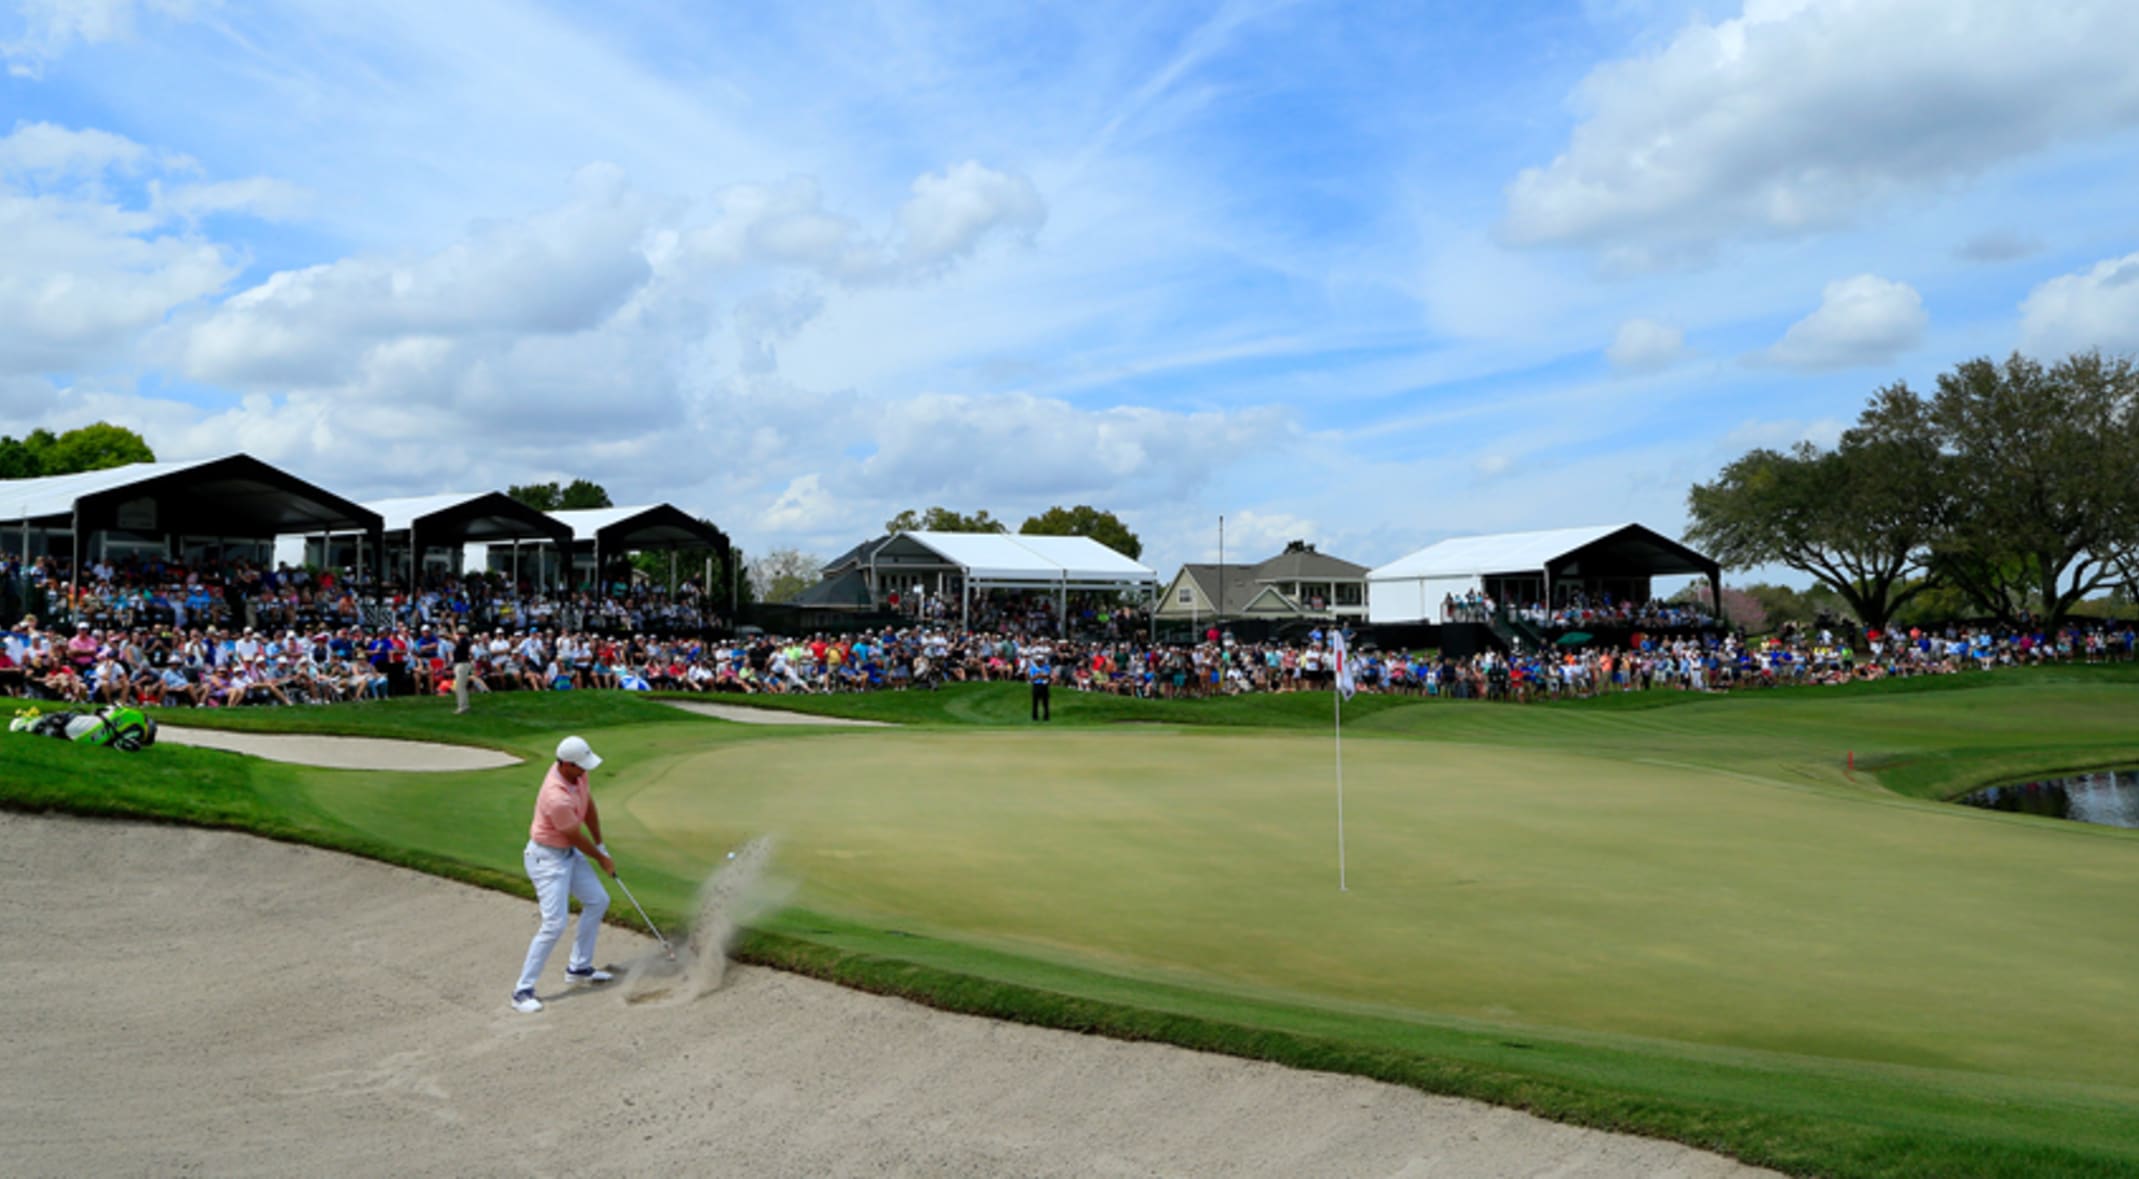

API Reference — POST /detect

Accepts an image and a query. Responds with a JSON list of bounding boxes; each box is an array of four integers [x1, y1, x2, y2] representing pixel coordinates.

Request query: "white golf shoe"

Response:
[[566, 966, 614, 985], [510, 989, 544, 1013]]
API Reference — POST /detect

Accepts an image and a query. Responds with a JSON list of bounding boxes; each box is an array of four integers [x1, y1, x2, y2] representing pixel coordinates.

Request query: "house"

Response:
[[1155, 546, 1370, 625]]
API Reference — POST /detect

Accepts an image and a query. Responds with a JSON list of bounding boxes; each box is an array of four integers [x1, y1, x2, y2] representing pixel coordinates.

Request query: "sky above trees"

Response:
[[4, 0, 2138, 576]]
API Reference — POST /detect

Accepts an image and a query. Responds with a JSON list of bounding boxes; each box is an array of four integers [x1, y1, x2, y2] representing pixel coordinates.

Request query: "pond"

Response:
[[1958, 769, 2139, 830]]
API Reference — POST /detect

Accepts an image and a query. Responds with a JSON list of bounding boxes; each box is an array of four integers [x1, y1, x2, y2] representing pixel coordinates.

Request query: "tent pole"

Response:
[[69, 507, 79, 615], [669, 549, 678, 596]]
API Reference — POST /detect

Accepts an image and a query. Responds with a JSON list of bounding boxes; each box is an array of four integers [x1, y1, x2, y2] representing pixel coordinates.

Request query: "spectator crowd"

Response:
[[5, 548, 2132, 711]]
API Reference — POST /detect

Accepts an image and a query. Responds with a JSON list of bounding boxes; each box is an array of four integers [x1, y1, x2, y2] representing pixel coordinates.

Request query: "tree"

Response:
[[1018, 504, 1142, 558], [0, 435, 40, 479], [507, 479, 612, 512], [1736, 581, 1856, 630], [884, 507, 1001, 534], [1282, 539, 1317, 554], [1921, 352, 2139, 627], [47, 422, 154, 472], [1676, 582, 1770, 633], [559, 478, 613, 510], [0, 423, 152, 478], [1686, 395, 1947, 631], [748, 547, 823, 603], [507, 483, 563, 511]]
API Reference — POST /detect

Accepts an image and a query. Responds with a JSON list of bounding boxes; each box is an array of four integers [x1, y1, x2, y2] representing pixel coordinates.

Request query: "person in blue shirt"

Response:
[[1027, 645, 1054, 722]]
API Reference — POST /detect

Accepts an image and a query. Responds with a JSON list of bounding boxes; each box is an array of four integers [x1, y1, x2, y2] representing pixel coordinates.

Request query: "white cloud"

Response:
[[1758, 274, 1925, 371], [897, 161, 1046, 273], [171, 170, 656, 387], [152, 176, 312, 223], [679, 161, 1044, 286], [0, 121, 153, 176], [760, 473, 838, 533], [1503, 0, 2139, 266], [3, 0, 196, 77], [1605, 317, 1683, 373], [2018, 250, 2139, 356], [1203, 509, 1321, 563], [854, 391, 1284, 502], [0, 123, 236, 375]]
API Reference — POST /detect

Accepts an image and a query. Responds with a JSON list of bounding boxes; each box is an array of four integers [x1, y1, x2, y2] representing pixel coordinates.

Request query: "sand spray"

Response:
[[617, 836, 787, 1007]]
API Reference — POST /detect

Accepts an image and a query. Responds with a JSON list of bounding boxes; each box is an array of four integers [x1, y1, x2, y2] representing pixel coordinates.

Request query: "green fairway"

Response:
[[13, 671, 2139, 1177]]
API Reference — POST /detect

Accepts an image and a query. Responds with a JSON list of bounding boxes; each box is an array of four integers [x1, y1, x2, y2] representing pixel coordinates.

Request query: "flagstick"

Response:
[[1335, 683, 1347, 892]]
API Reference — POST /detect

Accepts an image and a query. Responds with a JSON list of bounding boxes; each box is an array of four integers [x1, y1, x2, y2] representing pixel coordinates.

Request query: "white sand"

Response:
[[0, 815, 1778, 1177], [665, 699, 892, 726], [158, 725, 522, 771]]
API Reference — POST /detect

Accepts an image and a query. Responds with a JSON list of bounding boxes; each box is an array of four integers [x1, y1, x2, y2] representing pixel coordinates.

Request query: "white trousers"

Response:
[[515, 841, 609, 994]]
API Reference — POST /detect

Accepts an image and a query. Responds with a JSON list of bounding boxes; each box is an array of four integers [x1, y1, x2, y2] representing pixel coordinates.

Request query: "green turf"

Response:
[[9, 675, 2139, 1176]]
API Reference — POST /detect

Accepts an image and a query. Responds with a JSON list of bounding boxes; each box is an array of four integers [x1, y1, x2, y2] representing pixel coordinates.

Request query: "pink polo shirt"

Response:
[[528, 764, 588, 849]]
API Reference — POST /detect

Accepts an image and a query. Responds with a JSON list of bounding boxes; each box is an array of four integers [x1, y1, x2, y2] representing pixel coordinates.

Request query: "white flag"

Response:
[[1331, 630, 1355, 701]]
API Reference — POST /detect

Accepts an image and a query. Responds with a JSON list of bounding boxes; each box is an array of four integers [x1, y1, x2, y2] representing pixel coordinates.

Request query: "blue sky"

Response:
[[4, 0, 2139, 577]]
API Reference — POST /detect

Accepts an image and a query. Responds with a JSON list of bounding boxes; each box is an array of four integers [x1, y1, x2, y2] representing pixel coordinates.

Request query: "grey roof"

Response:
[[821, 535, 892, 576], [1251, 549, 1369, 582], [791, 568, 875, 609], [1173, 563, 1262, 616]]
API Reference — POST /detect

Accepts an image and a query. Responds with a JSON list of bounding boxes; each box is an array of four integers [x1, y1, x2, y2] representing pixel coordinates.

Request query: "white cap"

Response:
[[556, 735, 602, 771]]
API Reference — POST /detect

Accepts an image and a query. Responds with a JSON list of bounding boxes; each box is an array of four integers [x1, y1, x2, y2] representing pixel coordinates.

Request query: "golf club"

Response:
[[611, 873, 677, 961]]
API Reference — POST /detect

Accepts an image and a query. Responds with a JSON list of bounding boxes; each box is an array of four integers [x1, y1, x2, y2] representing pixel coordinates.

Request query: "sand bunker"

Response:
[[158, 725, 522, 771], [665, 700, 891, 727], [0, 814, 1775, 1177]]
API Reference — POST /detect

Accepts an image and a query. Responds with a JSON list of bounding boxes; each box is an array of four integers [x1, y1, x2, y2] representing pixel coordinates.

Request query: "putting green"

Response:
[[614, 728, 2139, 1090]]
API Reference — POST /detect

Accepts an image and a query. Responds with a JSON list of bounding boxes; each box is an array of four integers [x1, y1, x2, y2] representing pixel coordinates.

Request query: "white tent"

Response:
[[887, 531, 1156, 587], [849, 531, 1158, 633], [1366, 523, 1719, 624]]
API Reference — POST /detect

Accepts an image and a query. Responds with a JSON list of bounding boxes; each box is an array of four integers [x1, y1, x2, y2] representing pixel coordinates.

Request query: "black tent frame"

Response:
[[1542, 524, 1722, 615], [584, 505, 732, 594], [2, 453, 386, 596], [392, 493, 575, 588]]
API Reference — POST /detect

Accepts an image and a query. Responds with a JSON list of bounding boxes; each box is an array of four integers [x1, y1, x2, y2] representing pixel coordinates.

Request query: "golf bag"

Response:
[[8, 704, 159, 751]]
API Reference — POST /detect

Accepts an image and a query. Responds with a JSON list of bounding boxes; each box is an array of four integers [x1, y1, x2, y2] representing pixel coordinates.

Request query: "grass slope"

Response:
[[7, 676, 2139, 1177]]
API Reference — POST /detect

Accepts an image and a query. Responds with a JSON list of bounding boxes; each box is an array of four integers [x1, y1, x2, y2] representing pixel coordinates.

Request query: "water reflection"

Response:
[[1958, 769, 2139, 829]]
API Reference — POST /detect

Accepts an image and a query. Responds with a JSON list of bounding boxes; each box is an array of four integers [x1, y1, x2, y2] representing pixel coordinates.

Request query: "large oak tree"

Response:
[[1687, 393, 1945, 630], [1922, 352, 2139, 626]]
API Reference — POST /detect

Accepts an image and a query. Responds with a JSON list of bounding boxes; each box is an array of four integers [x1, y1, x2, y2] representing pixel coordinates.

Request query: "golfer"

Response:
[[511, 735, 615, 1014]]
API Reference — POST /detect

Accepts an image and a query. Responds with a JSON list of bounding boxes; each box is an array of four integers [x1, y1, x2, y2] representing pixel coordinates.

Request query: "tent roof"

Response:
[[364, 492, 574, 547], [999, 534, 1156, 581], [0, 453, 380, 536], [869, 531, 1157, 585], [1366, 523, 1716, 582], [550, 505, 726, 551]]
